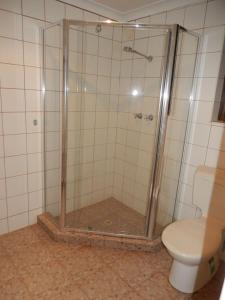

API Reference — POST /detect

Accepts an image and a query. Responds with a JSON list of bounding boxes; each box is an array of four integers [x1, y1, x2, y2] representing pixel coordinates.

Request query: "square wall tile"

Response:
[[29, 189, 43, 210], [205, 0, 225, 27], [0, 37, 23, 64], [3, 113, 26, 134], [6, 175, 27, 198], [22, 0, 45, 20], [1, 89, 25, 112], [29, 207, 42, 225], [5, 155, 27, 177], [0, 219, 8, 235], [0, 10, 22, 39], [45, 0, 65, 23], [0, 0, 22, 13], [23, 17, 45, 44], [0, 63, 24, 89], [7, 194, 28, 217], [4, 134, 26, 156], [184, 3, 207, 30], [8, 212, 28, 232], [0, 199, 7, 220]]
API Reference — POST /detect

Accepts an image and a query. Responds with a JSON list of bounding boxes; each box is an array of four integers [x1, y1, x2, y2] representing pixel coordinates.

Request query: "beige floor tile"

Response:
[[78, 265, 130, 300]]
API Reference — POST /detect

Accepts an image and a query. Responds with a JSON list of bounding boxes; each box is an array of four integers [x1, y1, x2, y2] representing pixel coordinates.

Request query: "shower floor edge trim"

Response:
[[37, 213, 162, 252]]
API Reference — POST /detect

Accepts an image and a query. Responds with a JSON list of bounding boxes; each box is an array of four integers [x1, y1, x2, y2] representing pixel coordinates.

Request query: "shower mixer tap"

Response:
[[134, 112, 143, 119], [133, 113, 154, 121], [144, 114, 154, 121]]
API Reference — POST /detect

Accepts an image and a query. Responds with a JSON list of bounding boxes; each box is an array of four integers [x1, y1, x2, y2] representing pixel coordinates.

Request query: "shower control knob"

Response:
[[134, 112, 143, 119], [144, 114, 154, 121]]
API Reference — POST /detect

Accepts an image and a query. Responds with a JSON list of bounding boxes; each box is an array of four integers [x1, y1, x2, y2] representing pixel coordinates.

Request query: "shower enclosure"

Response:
[[42, 20, 198, 240]]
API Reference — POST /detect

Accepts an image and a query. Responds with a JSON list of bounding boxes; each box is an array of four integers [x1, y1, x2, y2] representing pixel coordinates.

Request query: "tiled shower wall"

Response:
[[134, 0, 225, 220], [0, 0, 225, 235], [112, 28, 165, 214], [0, 0, 112, 234]]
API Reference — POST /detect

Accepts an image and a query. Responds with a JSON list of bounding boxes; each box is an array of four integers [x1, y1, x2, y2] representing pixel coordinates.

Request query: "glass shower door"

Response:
[[64, 21, 169, 236], [152, 29, 199, 237]]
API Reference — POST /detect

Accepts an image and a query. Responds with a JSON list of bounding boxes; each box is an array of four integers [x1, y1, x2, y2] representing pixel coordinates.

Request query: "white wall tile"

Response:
[[166, 8, 185, 26], [0, 10, 22, 39], [0, 218, 8, 234], [65, 4, 83, 19], [0, 0, 21, 13], [28, 153, 43, 173], [0, 64, 24, 88], [201, 26, 225, 53], [1, 89, 25, 112], [6, 175, 27, 197], [205, 0, 225, 27], [25, 66, 41, 90], [8, 212, 28, 232], [28, 172, 43, 192], [27, 133, 42, 153], [29, 207, 42, 225], [0, 37, 23, 64], [7, 194, 28, 216], [24, 42, 41, 67], [0, 179, 6, 200], [208, 125, 225, 151], [0, 199, 7, 219], [4, 134, 26, 156], [29, 190, 43, 210], [23, 17, 44, 44], [5, 155, 27, 177], [22, 0, 45, 20], [188, 123, 210, 147], [184, 3, 207, 30], [0, 158, 5, 179], [3, 113, 26, 134], [45, 0, 65, 23]]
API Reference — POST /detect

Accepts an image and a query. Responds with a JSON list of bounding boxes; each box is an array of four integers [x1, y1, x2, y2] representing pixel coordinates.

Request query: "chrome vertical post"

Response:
[[60, 19, 69, 229], [146, 25, 179, 239]]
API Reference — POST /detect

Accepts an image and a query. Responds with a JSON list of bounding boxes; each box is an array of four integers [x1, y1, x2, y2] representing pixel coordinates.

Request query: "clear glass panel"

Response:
[[65, 22, 168, 236], [43, 23, 63, 224], [154, 29, 199, 236]]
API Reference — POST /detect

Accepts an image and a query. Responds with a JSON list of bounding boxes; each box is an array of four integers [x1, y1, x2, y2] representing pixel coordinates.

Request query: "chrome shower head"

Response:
[[123, 46, 153, 62]]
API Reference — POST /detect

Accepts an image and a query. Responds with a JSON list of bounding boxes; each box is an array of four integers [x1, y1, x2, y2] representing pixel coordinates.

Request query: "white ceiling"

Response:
[[65, 0, 202, 21], [91, 0, 157, 12]]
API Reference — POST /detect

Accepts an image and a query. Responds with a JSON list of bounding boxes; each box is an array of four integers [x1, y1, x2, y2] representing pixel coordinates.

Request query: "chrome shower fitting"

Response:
[[95, 24, 102, 33], [133, 113, 154, 121], [123, 46, 153, 62], [134, 112, 143, 119]]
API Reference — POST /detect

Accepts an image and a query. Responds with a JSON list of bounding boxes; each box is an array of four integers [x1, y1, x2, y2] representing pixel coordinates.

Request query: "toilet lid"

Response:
[[162, 217, 222, 264]]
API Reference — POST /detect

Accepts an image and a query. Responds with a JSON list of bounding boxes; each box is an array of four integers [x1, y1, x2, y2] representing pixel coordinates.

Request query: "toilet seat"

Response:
[[162, 217, 222, 265]]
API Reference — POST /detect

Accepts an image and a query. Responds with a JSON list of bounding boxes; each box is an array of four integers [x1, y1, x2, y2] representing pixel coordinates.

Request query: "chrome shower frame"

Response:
[[43, 19, 197, 240]]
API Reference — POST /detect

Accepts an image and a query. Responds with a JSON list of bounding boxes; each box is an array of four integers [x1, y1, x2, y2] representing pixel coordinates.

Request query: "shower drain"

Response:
[[104, 219, 113, 226]]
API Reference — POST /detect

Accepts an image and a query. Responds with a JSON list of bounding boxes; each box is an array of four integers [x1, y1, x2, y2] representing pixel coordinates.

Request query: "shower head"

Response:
[[123, 46, 153, 62]]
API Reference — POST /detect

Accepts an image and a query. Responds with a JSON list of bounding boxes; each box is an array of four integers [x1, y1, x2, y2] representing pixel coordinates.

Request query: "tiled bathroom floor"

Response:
[[0, 225, 224, 300], [65, 198, 146, 235]]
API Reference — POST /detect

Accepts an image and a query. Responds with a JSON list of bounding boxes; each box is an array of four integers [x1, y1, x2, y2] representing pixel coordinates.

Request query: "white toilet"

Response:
[[162, 166, 225, 293]]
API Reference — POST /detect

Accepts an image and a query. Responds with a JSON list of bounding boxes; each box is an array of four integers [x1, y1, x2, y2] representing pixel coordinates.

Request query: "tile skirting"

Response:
[[37, 213, 162, 252]]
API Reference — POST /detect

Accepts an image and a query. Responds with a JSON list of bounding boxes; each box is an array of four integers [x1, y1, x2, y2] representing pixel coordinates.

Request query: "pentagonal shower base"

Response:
[[63, 198, 146, 236], [38, 206, 162, 252]]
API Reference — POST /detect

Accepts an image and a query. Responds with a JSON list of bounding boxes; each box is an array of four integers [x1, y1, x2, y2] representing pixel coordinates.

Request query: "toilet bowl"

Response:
[[162, 166, 225, 293]]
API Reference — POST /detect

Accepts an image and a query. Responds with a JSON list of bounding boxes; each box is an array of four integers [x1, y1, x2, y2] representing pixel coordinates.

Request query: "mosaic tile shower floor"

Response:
[[0, 224, 224, 299]]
